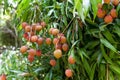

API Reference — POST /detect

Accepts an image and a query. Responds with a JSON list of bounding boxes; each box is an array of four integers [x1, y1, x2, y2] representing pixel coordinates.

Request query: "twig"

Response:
[[0, 27, 16, 38], [106, 63, 109, 80], [62, 17, 75, 33]]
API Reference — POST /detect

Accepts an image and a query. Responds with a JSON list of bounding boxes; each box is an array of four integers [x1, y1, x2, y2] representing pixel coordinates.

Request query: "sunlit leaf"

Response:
[[100, 38, 117, 53]]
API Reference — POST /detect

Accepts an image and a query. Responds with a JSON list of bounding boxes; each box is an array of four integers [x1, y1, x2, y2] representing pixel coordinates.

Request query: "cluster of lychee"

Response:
[[20, 22, 75, 78], [20, 21, 46, 63], [97, 0, 119, 24], [49, 28, 75, 78]]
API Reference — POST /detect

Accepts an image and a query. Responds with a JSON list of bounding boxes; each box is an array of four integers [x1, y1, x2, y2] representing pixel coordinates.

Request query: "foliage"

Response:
[[0, 50, 29, 80], [0, 0, 120, 80], [0, 0, 20, 46]]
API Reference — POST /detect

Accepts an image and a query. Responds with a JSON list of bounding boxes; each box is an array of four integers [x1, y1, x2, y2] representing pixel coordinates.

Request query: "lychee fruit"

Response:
[[30, 35, 38, 42], [23, 33, 29, 39], [104, 0, 110, 4], [55, 43, 62, 50], [53, 49, 62, 59], [52, 29, 59, 36], [36, 50, 42, 57], [62, 43, 69, 52], [35, 25, 42, 31], [25, 25, 31, 32], [97, 3, 102, 9], [0, 74, 6, 80], [110, 8, 117, 18], [50, 59, 56, 67], [37, 37, 44, 45], [97, 9, 106, 18], [60, 36, 66, 43], [28, 49, 36, 56], [68, 55, 75, 64], [104, 15, 113, 23], [22, 22, 28, 29], [49, 28, 54, 34], [65, 69, 73, 78], [112, 0, 119, 6], [31, 23, 36, 31], [53, 38, 59, 45], [40, 21, 46, 28], [28, 55, 34, 63], [46, 38, 52, 45], [20, 46, 28, 54]]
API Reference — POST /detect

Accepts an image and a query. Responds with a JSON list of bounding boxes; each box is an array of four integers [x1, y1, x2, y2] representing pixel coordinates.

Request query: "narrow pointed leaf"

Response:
[[100, 38, 117, 53]]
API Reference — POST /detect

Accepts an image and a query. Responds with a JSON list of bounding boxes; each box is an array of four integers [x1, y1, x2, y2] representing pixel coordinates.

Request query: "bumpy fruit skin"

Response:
[[30, 35, 38, 42], [25, 36, 30, 41], [22, 22, 28, 29], [97, 9, 106, 18], [104, 0, 110, 4], [37, 37, 44, 45], [68, 55, 75, 64], [65, 69, 73, 78], [62, 43, 69, 51], [36, 50, 42, 57], [30, 31, 35, 36], [35, 25, 42, 31], [53, 49, 62, 59], [28, 55, 34, 63], [55, 43, 62, 50], [20, 46, 28, 54], [25, 25, 31, 32], [23, 33, 29, 39], [52, 29, 59, 36], [28, 49, 36, 56], [110, 9, 117, 18], [58, 33, 64, 37], [60, 36, 67, 43], [53, 38, 59, 45], [112, 0, 119, 6], [46, 38, 52, 45], [31, 23, 36, 31], [104, 15, 113, 23], [50, 59, 56, 67], [40, 21, 46, 27], [49, 28, 54, 34], [97, 3, 102, 9], [0, 74, 6, 80]]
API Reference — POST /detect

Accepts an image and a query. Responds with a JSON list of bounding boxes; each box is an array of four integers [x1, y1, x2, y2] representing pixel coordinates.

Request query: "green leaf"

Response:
[[110, 64, 120, 75], [10, 70, 23, 74], [100, 44, 113, 63], [73, 0, 85, 23], [47, 9, 54, 16], [85, 40, 99, 49], [16, 0, 31, 18], [99, 24, 107, 31], [90, 63, 96, 80], [90, 0, 97, 20], [102, 30, 115, 42], [44, 73, 49, 80], [115, 19, 120, 26], [109, 71, 114, 80], [78, 48, 89, 59], [71, 40, 80, 49], [77, 48, 83, 61], [34, 67, 45, 73], [83, 58, 91, 79], [100, 38, 117, 53], [98, 64, 106, 80], [85, 18, 98, 27], [113, 25, 120, 37]]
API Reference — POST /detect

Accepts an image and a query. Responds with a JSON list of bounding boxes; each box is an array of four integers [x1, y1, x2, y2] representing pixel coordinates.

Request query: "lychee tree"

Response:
[[1, 0, 120, 80]]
